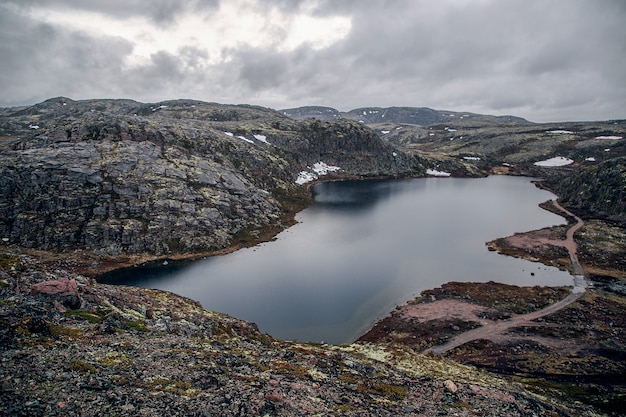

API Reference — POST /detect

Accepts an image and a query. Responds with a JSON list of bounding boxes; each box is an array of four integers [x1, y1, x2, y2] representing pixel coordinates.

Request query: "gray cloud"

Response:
[[0, 7, 133, 104], [0, 0, 219, 25], [0, 0, 624, 121]]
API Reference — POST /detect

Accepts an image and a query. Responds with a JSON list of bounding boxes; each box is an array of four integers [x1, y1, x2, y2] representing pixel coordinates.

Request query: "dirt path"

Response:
[[427, 200, 588, 355], [552, 200, 585, 276]]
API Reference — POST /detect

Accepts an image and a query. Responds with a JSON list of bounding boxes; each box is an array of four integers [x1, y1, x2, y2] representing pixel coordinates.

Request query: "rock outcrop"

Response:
[[0, 98, 425, 259], [543, 157, 626, 226]]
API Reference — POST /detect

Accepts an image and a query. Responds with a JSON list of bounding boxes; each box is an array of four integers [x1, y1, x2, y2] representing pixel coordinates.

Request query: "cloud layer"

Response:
[[1, 0, 624, 121]]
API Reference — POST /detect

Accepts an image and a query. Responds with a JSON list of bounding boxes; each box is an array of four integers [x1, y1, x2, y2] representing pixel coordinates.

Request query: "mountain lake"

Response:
[[100, 176, 576, 344]]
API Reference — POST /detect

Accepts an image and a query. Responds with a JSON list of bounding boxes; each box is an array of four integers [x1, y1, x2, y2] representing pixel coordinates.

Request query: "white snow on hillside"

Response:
[[223, 131, 234, 136], [547, 130, 574, 134], [295, 172, 316, 185], [426, 168, 451, 177], [595, 135, 622, 140], [463, 156, 481, 161], [296, 161, 342, 185], [533, 156, 574, 167], [28, 124, 40, 129], [381, 130, 390, 134], [585, 157, 596, 162], [312, 161, 341, 175], [253, 134, 270, 144], [237, 135, 253, 144]]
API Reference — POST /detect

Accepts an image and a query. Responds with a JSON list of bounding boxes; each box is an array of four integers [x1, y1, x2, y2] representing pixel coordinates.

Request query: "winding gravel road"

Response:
[[427, 200, 588, 355]]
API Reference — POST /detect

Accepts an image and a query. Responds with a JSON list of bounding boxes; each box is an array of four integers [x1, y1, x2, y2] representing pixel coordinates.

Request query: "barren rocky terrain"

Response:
[[2, 251, 598, 417], [1, 99, 625, 416]]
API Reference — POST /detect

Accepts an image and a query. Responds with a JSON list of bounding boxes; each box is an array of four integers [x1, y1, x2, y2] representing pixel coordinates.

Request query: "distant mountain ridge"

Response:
[[280, 105, 529, 126]]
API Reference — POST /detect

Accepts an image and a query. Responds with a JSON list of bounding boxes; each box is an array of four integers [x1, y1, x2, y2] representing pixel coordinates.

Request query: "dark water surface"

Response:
[[102, 176, 574, 344]]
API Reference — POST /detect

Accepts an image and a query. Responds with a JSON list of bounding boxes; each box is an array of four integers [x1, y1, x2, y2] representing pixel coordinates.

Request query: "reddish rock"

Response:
[[30, 278, 79, 296]]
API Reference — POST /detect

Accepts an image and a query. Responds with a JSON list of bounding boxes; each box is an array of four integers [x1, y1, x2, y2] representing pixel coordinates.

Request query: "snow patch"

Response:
[[381, 130, 390, 134], [547, 130, 574, 134], [533, 156, 574, 167], [426, 168, 451, 177], [463, 156, 481, 161], [295, 172, 316, 185], [312, 161, 341, 175], [595, 135, 622, 140], [296, 161, 341, 185], [392, 152, 398, 157], [237, 135, 254, 144], [253, 134, 270, 144], [28, 124, 40, 129], [585, 157, 596, 162], [223, 132, 234, 136]]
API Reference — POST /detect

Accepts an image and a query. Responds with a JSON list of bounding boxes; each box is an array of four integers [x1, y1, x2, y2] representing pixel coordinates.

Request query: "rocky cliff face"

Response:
[[0, 98, 425, 259]]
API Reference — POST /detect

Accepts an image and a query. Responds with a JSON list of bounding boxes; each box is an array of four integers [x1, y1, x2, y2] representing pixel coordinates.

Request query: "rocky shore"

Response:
[[2, 250, 602, 417]]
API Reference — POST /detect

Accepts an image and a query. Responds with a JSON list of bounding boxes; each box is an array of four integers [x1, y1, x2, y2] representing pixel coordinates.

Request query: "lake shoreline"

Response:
[[3, 174, 623, 414], [9, 173, 422, 279]]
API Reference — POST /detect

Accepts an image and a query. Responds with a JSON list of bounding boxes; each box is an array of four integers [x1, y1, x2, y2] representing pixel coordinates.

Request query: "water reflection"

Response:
[[100, 176, 574, 344], [309, 179, 409, 212]]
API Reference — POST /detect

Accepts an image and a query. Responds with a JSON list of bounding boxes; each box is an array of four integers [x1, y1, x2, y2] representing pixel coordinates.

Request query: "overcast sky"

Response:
[[1, 0, 624, 122]]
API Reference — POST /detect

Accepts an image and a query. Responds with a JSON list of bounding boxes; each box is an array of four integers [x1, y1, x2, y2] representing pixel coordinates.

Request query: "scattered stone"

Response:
[[443, 379, 458, 393]]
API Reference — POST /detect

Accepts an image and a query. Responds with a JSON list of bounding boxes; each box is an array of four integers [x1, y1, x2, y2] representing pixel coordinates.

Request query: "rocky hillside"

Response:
[[542, 157, 626, 226], [366, 118, 626, 167], [0, 250, 601, 417], [282, 106, 626, 221], [0, 98, 428, 265]]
